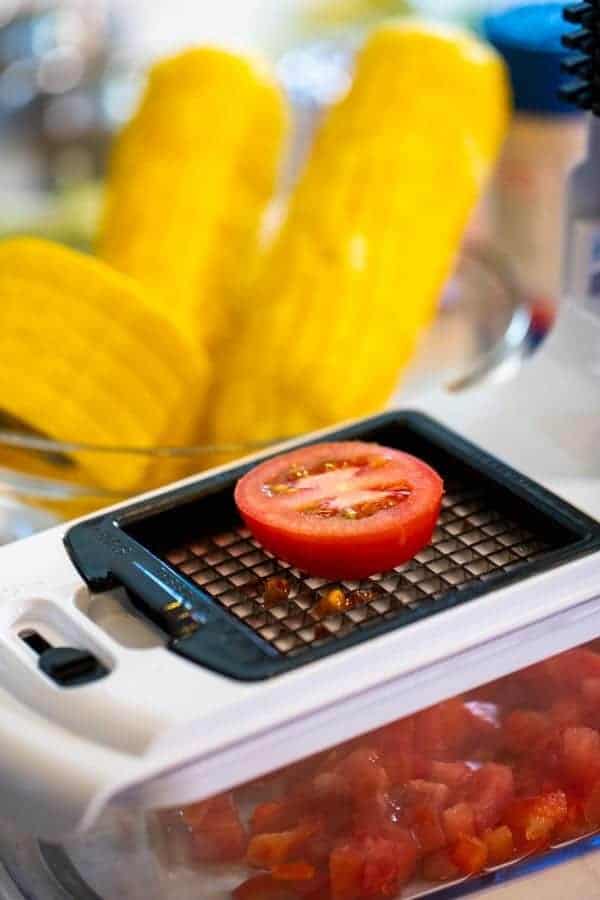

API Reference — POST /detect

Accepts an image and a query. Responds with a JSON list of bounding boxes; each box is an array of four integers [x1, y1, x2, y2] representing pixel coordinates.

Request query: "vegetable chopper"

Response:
[[0, 400, 599, 899], [2, 12, 600, 900]]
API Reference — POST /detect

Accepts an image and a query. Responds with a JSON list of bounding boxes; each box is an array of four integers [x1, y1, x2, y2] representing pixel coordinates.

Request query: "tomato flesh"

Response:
[[234, 441, 443, 579]]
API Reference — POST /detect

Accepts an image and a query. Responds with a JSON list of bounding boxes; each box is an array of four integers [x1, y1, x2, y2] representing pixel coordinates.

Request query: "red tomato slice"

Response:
[[234, 441, 443, 579]]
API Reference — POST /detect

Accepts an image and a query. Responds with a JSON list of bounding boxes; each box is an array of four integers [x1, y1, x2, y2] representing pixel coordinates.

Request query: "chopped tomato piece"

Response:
[[272, 862, 317, 881], [463, 764, 514, 832], [330, 843, 364, 900], [330, 835, 416, 900], [410, 804, 447, 855], [583, 781, 600, 828], [503, 710, 550, 755], [482, 826, 515, 865], [554, 795, 591, 842], [234, 441, 443, 579], [550, 698, 583, 729], [443, 803, 475, 844], [371, 718, 416, 756], [548, 649, 600, 686], [233, 874, 296, 900], [250, 802, 290, 835], [379, 751, 426, 787], [422, 849, 460, 882], [451, 835, 488, 875], [503, 790, 568, 848], [561, 727, 600, 787], [247, 820, 320, 869], [414, 700, 498, 760], [403, 780, 450, 810], [582, 678, 600, 706], [362, 834, 417, 897], [183, 793, 247, 863], [337, 748, 390, 799], [430, 762, 472, 791]]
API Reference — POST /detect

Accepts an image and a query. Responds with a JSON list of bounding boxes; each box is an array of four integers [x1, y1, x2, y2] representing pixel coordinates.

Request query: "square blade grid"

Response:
[[163, 478, 552, 657]]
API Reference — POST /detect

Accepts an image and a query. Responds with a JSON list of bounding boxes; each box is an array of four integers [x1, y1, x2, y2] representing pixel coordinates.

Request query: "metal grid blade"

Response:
[[163, 477, 553, 657]]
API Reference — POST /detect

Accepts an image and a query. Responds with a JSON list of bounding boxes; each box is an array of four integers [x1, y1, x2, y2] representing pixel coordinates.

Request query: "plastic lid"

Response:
[[483, 3, 581, 115]]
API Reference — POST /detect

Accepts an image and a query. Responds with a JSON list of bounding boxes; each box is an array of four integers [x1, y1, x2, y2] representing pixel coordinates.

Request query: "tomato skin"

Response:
[[235, 442, 443, 579]]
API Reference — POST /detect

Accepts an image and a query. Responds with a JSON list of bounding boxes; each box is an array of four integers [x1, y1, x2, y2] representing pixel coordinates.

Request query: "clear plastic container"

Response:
[[2, 636, 600, 899]]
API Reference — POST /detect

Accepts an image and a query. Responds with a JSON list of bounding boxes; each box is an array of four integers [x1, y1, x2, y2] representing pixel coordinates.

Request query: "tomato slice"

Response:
[[234, 441, 443, 579]]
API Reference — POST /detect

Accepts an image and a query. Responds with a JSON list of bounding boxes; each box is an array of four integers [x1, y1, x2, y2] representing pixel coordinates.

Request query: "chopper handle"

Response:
[[0, 699, 134, 839]]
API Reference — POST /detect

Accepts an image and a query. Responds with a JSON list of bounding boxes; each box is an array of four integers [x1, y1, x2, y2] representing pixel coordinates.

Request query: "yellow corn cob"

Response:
[[210, 21, 509, 443], [97, 47, 289, 348], [0, 238, 209, 492]]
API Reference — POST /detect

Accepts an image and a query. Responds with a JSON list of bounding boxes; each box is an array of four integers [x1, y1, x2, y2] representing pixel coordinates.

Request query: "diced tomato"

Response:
[[503, 790, 568, 848], [561, 727, 600, 787], [183, 793, 247, 863], [330, 835, 417, 900], [422, 849, 460, 882], [403, 780, 450, 810], [512, 763, 545, 798], [482, 826, 514, 865], [413, 702, 464, 760], [330, 843, 364, 900], [443, 803, 475, 844], [352, 791, 402, 842], [548, 649, 600, 686], [234, 872, 328, 900], [430, 762, 472, 791], [240, 643, 600, 900], [583, 781, 600, 828], [550, 698, 583, 729], [503, 710, 550, 755], [451, 835, 488, 875], [582, 678, 600, 707], [232, 874, 295, 900], [337, 748, 389, 799], [553, 795, 590, 842], [247, 820, 321, 869], [362, 834, 417, 897], [272, 862, 317, 881], [414, 699, 498, 761], [370, 718, 416, 757], [410, 804, 447, 855], [380, 751, 428, 787], [250, 802, 291, 835], [463, 764, 514, 832], [234, 442, 443, 579]]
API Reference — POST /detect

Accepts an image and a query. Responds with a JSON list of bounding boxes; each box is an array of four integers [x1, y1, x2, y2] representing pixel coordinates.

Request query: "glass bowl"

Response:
[[0, 239, 528, 545]]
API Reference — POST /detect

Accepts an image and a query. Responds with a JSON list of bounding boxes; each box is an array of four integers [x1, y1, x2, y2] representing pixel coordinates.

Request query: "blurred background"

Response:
[[0, 0, 585, 539], [0, 0, 487, 237]]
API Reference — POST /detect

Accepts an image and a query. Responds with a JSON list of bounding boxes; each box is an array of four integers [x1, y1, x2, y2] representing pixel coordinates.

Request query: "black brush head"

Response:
[[561, 1, 600, 113]]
